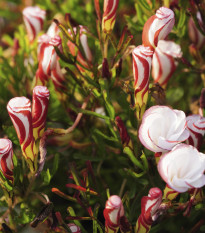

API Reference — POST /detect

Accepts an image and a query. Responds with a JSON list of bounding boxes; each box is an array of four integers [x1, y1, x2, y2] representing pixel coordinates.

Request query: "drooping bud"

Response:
[[188, 12, 205, 49], [186, 114, 205, 150], [102, 58, 111, 79], [136, 188, 162, 233], [0, 139, 14, 183], [142, 7, 175, 50], [103, 195, 124, 233], [22, 6, 46, 42], [102, 0, 119, 34], [132, 45, 153, 119], [115, 116, 131, 148], [152, 40, 182, 87], [7, 97, 37, 173], [67, 223, 81, 233], [32, 86, 50, 140]]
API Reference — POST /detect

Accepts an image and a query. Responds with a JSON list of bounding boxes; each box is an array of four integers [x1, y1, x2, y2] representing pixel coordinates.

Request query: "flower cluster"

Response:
[[7, 86, 50, 173]]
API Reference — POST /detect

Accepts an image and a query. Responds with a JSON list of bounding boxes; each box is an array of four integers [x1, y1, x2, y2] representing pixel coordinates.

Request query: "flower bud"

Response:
[[103, 195, 124, 233], [115, 116, 130, 147], [186, 114, 205, 150], [35, 35, 57, 86], [67, 223, 81, 233], [136, 188, 162, 233], [7, 97, 37, 173], [51, 61, 66, 92], [132, 45, 153, 119], [0, 139, 14, 183], [188, 12, 205, 49], [152, 40, 182, 87], [142, 7, 175, 50], [139, 106, 189, 153], [102, 0, 119, 34], [102, 58, 111, 79], [158, 144, 205, 192], [32, 86, 50, 140], [23, 6, 46, 42]]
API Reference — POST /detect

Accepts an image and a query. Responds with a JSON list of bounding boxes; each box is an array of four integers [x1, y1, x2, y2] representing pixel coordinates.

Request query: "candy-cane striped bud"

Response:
[[103, 195, 124, 233], [142, 7, 175, 50], [152, 40, 182, 87], [47, 22, 60, 38], [188, 12, 205, 49], [7, 97, 37, 173], [67, 26, 92, 73], [35, 34, 57, 86], [32, 86, 50, 140], [136, 188, 162, 233], [0, 139, 14, 183], [132, 45, 153, 119], [102, 0, 119, 33], [67, 223, 81, 233], [186, 114, 205, 150], [23, 6, 46, 42]]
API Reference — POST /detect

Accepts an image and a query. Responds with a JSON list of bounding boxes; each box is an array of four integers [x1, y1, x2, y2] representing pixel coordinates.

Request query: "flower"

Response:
[[188, 12, 205, 49], [103, 195, 124, 233], [22, 6, 46, 42], [152, 40, 182, 87], [102, 0, 119, 33], [7, 97, 37, 172], [0, 139, 14, 182], [35, 34, 58, 86], [186, 114, 205, 150], [32, 86, 50, 140], [158, 144, 205, 192], [67, 26, 92, 73], [139, 106, 189, 153], [67, 223, 81, 233], [142, 7, 175, 50], [132, 45, 153, 119], [136, 188, 162, 233]]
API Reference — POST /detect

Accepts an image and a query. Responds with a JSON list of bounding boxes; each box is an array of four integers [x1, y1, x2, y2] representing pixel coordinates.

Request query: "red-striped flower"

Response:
[[102, 0, 119, 33], [32, 86, 50, 140], [188, 12, 205, 49], [142, 7, 175, 50], [7, 97, 37, 173], [67, 223, 81, 233], [103, 195, 124, 233], [0, 139, 14, 183], [23, 6, 46, 42], [67, 26, 92, 73], [152, 40, 182, 87], [132, 45, 153, 119], [136, 188, 162, 233], [186, 114, 205, 150], [35, 34, 58, 86]]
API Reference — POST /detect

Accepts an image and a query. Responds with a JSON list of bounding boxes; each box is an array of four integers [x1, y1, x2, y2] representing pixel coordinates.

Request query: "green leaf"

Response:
[[93, 129, 118, 142], [123, 147, 144, 170], [177, 9, 186, 29], [41, 169, 51, 185]]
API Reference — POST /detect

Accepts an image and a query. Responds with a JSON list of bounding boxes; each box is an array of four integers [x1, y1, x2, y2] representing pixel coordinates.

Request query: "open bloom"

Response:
[[23, 6, 46, 42], [7, 97, 37, 172], [186, 114, 205, 150], [102, 0, 119, 33], [142, 7, 175, 50], [136, 188, 162, 233], [103, 195, 124, 233], [188, 12, 205, 49], [132, 45, 153, 118], [158, 144, 205, 192], [67, 223, 81, 233], [152, 40, 182, 87], [0, 139, 14, 183], [32, 86, 50, 140], [139, 106, 189, 153]]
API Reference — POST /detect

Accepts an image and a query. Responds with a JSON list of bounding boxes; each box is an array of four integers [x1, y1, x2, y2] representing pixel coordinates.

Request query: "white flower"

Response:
[[158, 144, 205, 192], [139, 106, 189, 153]]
